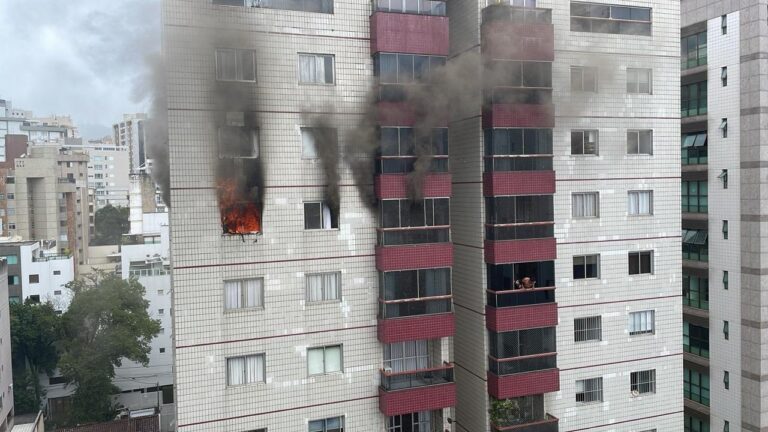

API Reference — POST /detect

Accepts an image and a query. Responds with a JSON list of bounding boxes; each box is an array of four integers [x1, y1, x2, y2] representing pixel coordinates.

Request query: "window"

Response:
[[631, 369, 656, 394], [628, 191, 653, 215], [575, 377, 603, 403], [684, 321, 710, 358], [629, 251, 653, 275], [4, 255, 17, 265], [304, 202, 338, 229], [571, 2, 652, 36], [682, 181, 707, 213], [308, 345, 343, 375], [484, 128, 552, 172], [382, 198, 451, 229], [723, 321, 729, 340], [53, 270, 61, 276], [724, 421, 729, 432], [215, 48, 257, 82], [384, 340, 429, 372], [681, 132, 707, 165], [682, 82, 707, 117], [298, 54, 335, 84], [685, 414, 710, 432], [489, 328, 556, 359], [719, 169, 728, 189], [627, 68, 652, 94], [157, 289, 164, 295], [627, 130, 652, 154], [309, 416, 344, 432], [683, 229, 709, 262], [7, 224, 14, 230], [722, 220, 728, 239], [301, 127, 337, 159], [29, 274, 39, 284], [721, 14, 727, 35], [720, 118, 728, 138], [629, 310, 655, 335], [226, 354, 265, 386], [159, 348, 166, 353], [721, 67, 727, 86], [380, 268, 451, 318], [6, 194, 13, 200], [7, 276, 19, 286], [375, 53, 446, 87], [571, 130, 598, 155], [375, 0, 446, 16], [306, 272, 341, 302], [683, 274, 709, 310], [381, 127, 449, 173], [571, 66, 598, 92], [684, 368, 710, 406], [682, 31, 707, 69], [219, 113, 259, 158], [572, 193, 599, 218], [158, 309, 165, 315], [54, 290, 61, 296], [224, 278, 264, 310], [214, 0, 334, 14], [723, 271, 728, 290], [573, 255, 599, 279], [723, 371, 729, 389], [388, 412, 433, 432], [574, 316, 602, 342]]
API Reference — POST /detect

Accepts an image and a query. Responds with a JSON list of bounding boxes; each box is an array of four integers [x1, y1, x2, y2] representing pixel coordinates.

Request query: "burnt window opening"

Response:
[[304, 201, 339, 230], [219, 112, 259, 158]]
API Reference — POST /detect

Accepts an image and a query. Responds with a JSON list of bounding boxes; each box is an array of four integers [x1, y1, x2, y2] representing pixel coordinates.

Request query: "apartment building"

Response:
[[0, 240, 74, 309], [7, 147, 91, 266], [0, 260, 14, 432], [113, 114, 149, 174], [680, 1, 768, 431], [166, 0, 680, 431]]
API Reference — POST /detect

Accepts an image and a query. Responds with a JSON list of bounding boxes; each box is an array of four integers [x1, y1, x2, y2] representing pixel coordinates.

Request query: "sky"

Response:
[[0, 0, 161, 139]]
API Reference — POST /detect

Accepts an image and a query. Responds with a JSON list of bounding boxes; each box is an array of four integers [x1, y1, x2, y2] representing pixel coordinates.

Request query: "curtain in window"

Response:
[[308, 348, 325, 375], [243, 279, 262, 308], [322, 273, 339, 300], [322, 203, 333, 229], [225, 281, 241, 309], [299, 55, 316, 83], [573, 193, 597, 218], [216, 49, 237, 81], [245, 355, 263, 383], [299, 54, 329, 83], [227, 357, 245, 385], [325, 346, 342, 372], [302, 129, 318, 158], [629, 191, 651, 215], [307, 275, 323, 302], [630, 311, 653, 333]]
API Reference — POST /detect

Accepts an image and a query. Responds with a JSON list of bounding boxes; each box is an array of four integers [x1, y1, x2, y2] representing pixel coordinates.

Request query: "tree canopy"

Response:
[[92, 205, 130, 245]]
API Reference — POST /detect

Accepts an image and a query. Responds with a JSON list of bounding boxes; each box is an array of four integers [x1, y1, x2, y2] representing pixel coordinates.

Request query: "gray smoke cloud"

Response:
[[303, 114, 341, 216], [344, 92, 380, 210], [137, 53, 171, 208]]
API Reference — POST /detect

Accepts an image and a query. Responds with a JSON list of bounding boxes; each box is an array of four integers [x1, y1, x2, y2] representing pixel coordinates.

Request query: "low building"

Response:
[[0, 240, 74, 309]]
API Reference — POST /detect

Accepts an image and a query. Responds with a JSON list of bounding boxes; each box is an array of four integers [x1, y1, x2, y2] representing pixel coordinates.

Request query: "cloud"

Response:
[[0, 0, 160, 139]]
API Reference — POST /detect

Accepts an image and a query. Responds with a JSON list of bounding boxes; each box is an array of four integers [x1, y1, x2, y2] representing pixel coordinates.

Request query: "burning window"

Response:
[[217, 112, 263, 235]]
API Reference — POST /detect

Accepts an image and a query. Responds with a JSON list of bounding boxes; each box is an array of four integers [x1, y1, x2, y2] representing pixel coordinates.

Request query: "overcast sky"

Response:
[[0, 0, 161, 139]]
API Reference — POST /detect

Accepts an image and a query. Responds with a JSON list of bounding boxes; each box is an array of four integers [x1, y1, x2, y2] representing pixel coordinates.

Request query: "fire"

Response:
[[217, 178, 261, 234]]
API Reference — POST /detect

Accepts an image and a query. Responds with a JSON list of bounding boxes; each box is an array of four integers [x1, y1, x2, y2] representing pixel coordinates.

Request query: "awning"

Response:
[[693, 133, 707, 147], [683, 229, 708, 245], [682, 132, 707, 148], [682, 134, 696, 148]]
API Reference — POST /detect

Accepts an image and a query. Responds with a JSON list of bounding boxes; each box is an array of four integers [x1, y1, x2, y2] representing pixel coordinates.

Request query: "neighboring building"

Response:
[[0, 259, 15, 432], [7, 147, 90, 266], [679, 2, 768, 431], [113, 114, 148, 175], [59, 139, 130, 211], [129, 175, 166, 236], [0, 240, 75, 309], [166, 0, 680, 431]]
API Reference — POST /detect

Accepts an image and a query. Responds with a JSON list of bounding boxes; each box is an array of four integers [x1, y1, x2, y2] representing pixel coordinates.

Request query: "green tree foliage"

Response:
[[9, 301, 61, 414], [58, 271, 161, 425], [489, 398, 522, 427], [92, 205, 130, 245]]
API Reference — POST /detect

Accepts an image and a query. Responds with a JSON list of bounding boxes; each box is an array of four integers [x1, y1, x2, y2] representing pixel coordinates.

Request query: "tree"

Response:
[[9, 300, 61, 414], [58, 271, 161, 425], [92, 205, 130, 245]]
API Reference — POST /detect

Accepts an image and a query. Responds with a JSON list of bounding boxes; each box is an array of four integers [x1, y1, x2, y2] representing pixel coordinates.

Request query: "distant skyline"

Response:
[[0, 0, 160, 139]]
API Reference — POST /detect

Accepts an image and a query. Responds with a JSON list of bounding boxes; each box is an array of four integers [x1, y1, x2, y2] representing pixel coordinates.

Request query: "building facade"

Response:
[[0, 259, 14, 432], [166, 0, 680, 431], [680, 1, 768, 431], [113, 114, 149, 174], [0, 240, 75, 309]]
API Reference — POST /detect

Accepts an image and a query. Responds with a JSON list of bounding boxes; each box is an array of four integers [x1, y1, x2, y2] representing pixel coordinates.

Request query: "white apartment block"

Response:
[[166, 0, 680, 431], [113, 114, 149, 175], [0, 240, 75, 310]]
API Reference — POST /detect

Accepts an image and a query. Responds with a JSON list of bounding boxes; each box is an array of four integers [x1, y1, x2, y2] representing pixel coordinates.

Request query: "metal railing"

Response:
[[380, 363, 454, 391], [377, 156, 449, 174], [487, 287, 555, 308], [32, 255, 71, 263], [491, 414, 559, 432], [484, 155, 553, 172], [374, 0, 447, 16], [378, 226, 450, 246], [488, 352, 557, 376], [379, 295, 452, 319], [483, 3, 552, 24], [486, 222, 554, 241]]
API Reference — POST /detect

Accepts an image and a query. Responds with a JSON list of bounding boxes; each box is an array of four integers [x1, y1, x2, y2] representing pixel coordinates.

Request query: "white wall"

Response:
[[18, 243, 75, 312]]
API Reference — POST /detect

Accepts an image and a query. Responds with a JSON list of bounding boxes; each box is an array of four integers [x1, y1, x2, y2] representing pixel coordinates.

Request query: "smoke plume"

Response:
[[303, 114, 341, 217], [344, 93, 380, 210], [141, 53, 171, 208]]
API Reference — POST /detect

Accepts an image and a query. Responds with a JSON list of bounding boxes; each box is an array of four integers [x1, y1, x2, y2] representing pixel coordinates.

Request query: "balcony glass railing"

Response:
[[374, 0, 447, 16], [487, 287, 554, 308], [380, 296, 452, 319], [483, 3, 552, 24], [380, 363, 454, 391], [378, 226, 450, 246], [491, 414, 559, 432], [486, 223, 554, 241], [487, 88, 553, 105], [377, 156, 449, 174], [484, 155, 553, 172], [488, 353, 557, 376]]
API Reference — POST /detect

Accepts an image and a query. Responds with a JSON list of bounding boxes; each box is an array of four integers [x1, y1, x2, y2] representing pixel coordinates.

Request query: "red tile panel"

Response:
[[371, 12, 450, 56], [483, 171, 556, 196], [377, 243, 454, 271], [378, 313, 455, 343], [487, 368, 560, 399], [483, 104, 555, 128], [378, 382, 457, 416], [376, 173, 452, 199], [377, 101, 449, 127], [485, 303, 558, 332], [484, 238, 556, 264], [482, 21, 554, 61]]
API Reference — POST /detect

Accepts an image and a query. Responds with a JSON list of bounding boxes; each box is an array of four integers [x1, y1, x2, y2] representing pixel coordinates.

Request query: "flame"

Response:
[[217, 178, 261, 234]]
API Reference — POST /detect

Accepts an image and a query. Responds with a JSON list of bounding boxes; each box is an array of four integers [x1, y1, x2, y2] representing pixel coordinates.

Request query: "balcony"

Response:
[[370, 11, 449, 56], [377, 98, 449, 127], [378, 295, 454, 343], [483, 104, 554, 129], [491, 415, 559, 432], [378, 363, 456, 416], [376, 172, 451, 199], [486, 288, 557, 332], [482, 5, 553, 62], [487, 354, 559, 399], [483, 170, 555, 196], [485, 237, 556, 265]]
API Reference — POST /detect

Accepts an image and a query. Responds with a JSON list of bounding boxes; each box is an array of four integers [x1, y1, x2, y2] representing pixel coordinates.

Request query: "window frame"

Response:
[[627, 68, 652, 94], [575, 377, 603, 403], [573, 254, 600, 280], [626, 129, 653, 155], [308, 416, 345, 432], [628, 251, 653, 275], [215, 48, 257, 83], [304, 201, 339, 230], [628, 190, 653, 216], [307, 345, 344, 375], [305, 272, 342, 303], [572, 192, 600, 219], [631, 369, 657, 395], [629, 310, 655, 336], [225, 353, 266, 387], [298, 53, 336, 85], [570, 66, 598, 92], [570, 130, 599, 155], [223, 278, 265, 311], [574, 316, 602, 342]]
